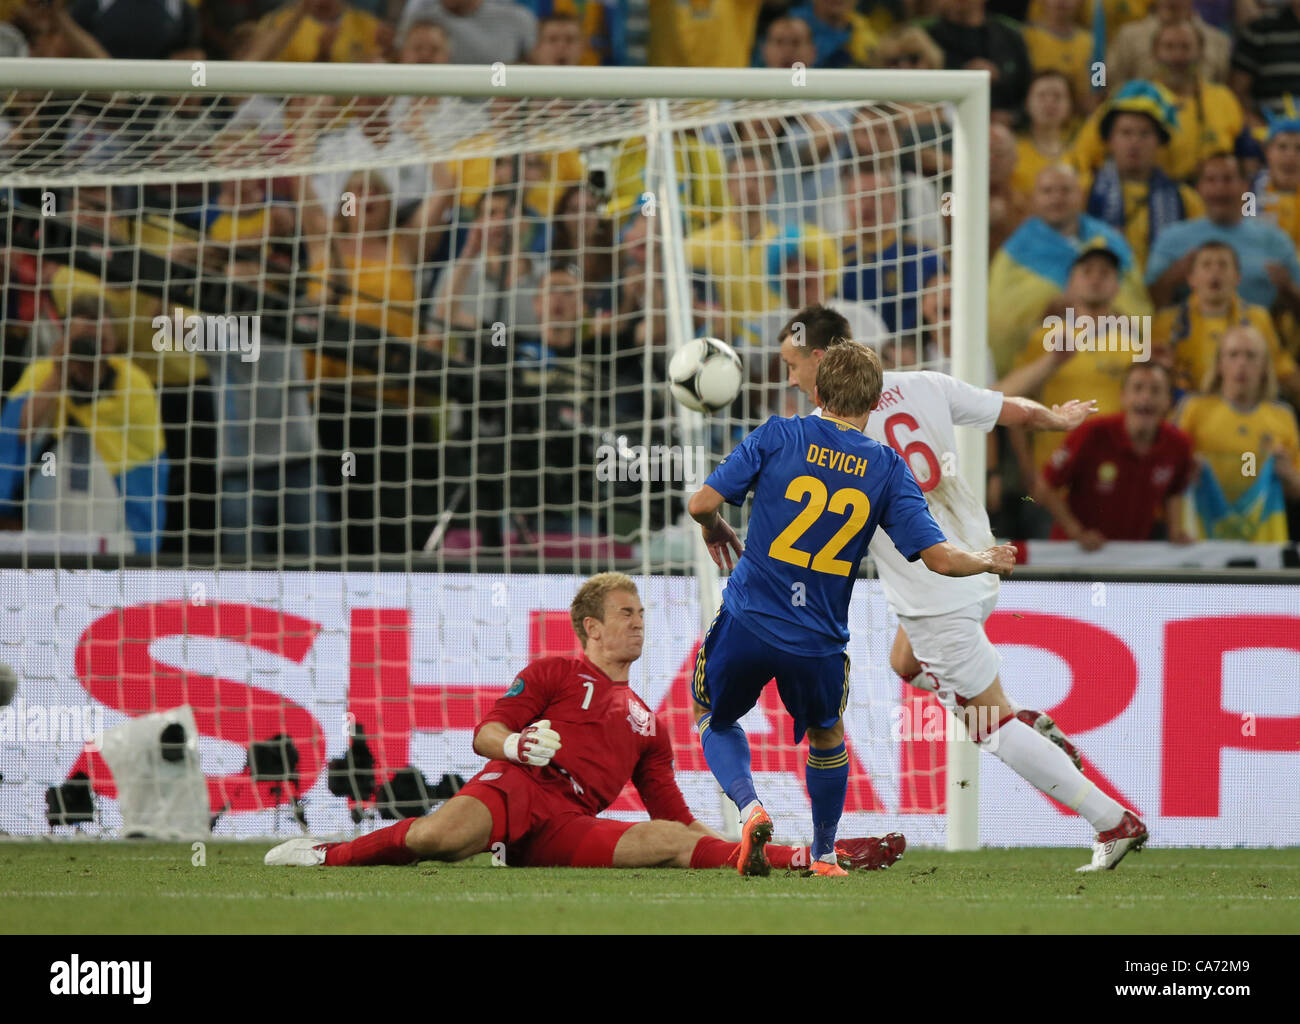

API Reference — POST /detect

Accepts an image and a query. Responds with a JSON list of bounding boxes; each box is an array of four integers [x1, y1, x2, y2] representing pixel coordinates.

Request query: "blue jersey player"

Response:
[[687, 340, 1017, 876]]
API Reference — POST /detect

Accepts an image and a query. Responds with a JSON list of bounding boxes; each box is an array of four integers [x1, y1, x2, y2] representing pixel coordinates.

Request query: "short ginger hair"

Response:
[[570, 572, 638, 648], [815, 340, 883, 417]]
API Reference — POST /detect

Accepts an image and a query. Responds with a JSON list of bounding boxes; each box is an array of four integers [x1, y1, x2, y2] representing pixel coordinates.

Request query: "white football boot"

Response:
[[264, 837, 331, 867], [1077, 811, 1149, 872]]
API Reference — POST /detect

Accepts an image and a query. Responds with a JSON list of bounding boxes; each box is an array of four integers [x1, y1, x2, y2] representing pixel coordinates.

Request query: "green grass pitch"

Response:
[[2, 843, 1297, 934]]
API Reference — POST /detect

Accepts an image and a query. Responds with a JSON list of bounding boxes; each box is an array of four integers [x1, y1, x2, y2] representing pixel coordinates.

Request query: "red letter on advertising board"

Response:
[[348, 608, 413, 775], [985, 611, 1139, 815], [1162, 615, 1300, 816], [72, 602, 324, 812]]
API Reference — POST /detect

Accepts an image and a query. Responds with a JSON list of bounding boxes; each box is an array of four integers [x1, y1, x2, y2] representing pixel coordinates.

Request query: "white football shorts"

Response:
[[897, 594, 1001, 707]]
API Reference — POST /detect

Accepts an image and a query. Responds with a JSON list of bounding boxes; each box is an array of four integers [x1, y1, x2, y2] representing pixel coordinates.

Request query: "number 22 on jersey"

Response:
[[767, 475, 871, 577]]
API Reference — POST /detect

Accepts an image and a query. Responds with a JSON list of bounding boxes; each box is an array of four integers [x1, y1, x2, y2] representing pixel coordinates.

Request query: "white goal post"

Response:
[[0, 59, 988, 849]]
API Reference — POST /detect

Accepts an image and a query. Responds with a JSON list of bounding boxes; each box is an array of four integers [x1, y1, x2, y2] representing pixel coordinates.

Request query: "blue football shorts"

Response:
[[691, 604, 850, 744]]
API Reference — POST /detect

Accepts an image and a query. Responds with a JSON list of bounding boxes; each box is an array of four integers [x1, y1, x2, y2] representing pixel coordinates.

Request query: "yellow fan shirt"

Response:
[[257, 5, 383, 63], [1022, 24, 1093, 101], [1257, 180, 1300, 252], [453, 144, 584, 218], [1151, 300, 1295, 392], [1071, 82, 1243, 184], [9, 357, 165, 477], [649, 0, 762, 67], [1176, 394, 1300, 504], [1067, 175, 1204, 272], [48, 216, 210, 387], [683, 214, 780, 341], [1012, 135, 1073, 196], [1013, 321, 1138, 471], [1025, 0, 1150, 35], [609, 132, 729, 232]]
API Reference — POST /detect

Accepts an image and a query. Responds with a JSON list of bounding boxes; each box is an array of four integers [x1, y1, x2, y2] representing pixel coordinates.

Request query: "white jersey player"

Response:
[[779, 305, 1149, 871]]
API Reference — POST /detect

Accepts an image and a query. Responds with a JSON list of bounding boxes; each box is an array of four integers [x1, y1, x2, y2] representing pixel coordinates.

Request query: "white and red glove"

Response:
[[504, 719, 562, 767]]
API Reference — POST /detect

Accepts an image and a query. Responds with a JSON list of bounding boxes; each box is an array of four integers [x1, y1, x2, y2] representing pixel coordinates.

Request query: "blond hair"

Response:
[[1202, 324, 1278, 403], [815, 341, 883, 417], [570, 572, 638, 648], [871, 26, 944, 70]]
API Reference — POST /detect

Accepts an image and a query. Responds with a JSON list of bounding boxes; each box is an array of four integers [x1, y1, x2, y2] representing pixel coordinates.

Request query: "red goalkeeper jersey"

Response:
[[476, 654, 694, 825]]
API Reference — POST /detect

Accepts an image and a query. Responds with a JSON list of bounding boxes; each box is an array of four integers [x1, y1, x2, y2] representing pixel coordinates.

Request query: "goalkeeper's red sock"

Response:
[[689, 837, 810, 870], [323, 817, 418, 866], [768, 843, 810, 870]]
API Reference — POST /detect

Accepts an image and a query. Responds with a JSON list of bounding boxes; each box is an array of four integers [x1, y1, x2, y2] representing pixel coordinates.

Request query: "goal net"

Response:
[[0, 62, 988, 847]]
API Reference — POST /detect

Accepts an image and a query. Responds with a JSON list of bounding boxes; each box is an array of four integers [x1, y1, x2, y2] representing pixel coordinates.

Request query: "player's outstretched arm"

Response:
[[687, 484, 744, 571], [919, 541, 1017, 579], [997, 395, 1098, 432]]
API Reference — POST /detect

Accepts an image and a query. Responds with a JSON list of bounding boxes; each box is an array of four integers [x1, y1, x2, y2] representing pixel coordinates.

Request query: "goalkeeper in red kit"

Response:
[[266, 572, 903, 873]]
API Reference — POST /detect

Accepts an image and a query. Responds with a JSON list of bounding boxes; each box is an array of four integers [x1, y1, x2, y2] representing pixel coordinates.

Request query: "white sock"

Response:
[[982, 719, 1124, 832], [739, 799, 762, 822]]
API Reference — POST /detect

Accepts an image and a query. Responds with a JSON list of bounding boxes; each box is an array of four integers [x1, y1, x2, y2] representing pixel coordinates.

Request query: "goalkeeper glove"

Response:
[[504, 719, 562, 767]]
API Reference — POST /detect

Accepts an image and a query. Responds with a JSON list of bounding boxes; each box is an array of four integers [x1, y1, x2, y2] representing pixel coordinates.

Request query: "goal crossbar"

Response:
[[0, 59, 992, 103]]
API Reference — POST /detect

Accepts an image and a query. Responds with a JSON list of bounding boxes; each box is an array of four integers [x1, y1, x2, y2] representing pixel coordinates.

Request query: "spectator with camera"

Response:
[[12, 1, 109, 58], [0, 295, 168, 553], [544, 184, 617, 321], [836, 107, 947, 245]]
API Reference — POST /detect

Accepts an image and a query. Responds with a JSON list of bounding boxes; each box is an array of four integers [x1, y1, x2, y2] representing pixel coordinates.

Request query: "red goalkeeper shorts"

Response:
[[459, 761, 635, 868]]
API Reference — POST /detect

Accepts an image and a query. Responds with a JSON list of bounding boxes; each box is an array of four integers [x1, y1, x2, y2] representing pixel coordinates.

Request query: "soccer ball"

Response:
[[668, 337, 744, 413]]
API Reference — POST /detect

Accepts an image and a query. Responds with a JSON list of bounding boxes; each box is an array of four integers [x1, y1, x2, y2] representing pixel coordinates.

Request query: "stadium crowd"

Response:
[[0, 0, 1299, 559]]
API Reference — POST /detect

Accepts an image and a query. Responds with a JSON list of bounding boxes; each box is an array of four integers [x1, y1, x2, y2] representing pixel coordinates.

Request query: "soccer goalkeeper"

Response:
[[266, 572, 903, 873]]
